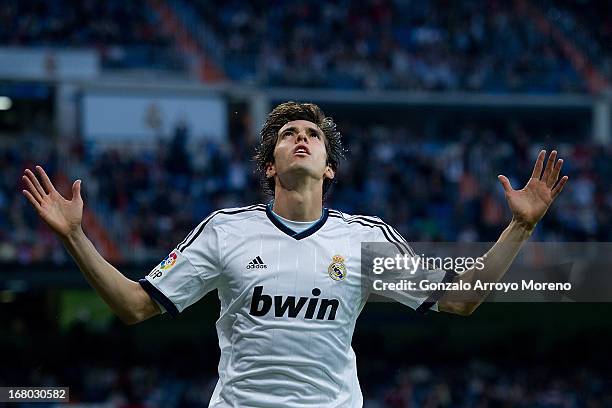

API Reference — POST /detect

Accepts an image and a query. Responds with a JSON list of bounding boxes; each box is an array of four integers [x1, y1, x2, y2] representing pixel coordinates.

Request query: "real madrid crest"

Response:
[[328, 254, 347, 281]]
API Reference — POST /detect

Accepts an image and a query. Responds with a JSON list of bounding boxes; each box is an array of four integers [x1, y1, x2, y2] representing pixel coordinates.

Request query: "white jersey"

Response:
[[139, 203, 450, 407]]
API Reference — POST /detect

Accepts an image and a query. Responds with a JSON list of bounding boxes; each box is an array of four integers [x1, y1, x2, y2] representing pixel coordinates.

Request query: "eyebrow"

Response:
[[280, 126, 323, 137]]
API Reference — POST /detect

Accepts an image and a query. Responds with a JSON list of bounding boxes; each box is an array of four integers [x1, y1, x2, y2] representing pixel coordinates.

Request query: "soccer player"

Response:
[[22, 102, 568, 407]]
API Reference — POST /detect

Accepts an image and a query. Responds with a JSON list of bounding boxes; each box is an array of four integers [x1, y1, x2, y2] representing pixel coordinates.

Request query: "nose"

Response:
[[296, 130, 308, 144]]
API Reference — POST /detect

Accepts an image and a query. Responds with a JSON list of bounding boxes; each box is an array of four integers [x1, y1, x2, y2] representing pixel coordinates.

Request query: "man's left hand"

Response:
[[498, 150, 568, 230]]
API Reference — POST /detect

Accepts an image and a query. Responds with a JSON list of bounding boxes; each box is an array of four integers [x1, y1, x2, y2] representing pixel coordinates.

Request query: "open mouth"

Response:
[[293, 145, 310, 156]]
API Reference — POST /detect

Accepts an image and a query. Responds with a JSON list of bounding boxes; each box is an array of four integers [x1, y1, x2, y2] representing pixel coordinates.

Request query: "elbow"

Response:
[[118, 310, 146, 326], [457, 306, 475, 317], [439, 300, 478, 316], [118, 282, 160, 325], [458, 302, 479, 316]]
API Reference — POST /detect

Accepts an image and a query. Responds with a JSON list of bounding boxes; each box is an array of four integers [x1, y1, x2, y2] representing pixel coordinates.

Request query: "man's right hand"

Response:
[[21, 165, 160, 324], [22, 166, 83, 239]]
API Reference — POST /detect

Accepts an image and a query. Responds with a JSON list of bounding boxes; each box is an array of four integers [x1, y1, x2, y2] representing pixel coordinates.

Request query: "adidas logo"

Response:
[[246, 256, 267, 269]]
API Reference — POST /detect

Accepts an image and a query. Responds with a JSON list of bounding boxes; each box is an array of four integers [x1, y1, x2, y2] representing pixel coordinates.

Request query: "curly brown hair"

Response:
[[254, 101, 345, 198]]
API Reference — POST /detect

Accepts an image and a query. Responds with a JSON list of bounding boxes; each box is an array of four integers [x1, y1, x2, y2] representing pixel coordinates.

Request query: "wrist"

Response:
[[61, 225, 85, 245], [510, 217, 536, 234]]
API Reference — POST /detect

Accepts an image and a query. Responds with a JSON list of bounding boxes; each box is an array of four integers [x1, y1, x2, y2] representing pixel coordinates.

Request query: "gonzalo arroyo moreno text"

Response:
[[370, 254, 571, 293]]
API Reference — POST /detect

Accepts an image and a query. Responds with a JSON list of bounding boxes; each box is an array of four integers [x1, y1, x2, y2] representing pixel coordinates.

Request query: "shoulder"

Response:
[[177, 204, 267, 252], [204, 204, 267, 226], [178, 204, 266, 250], [327, 208, 387, 229], [327, 208, 412, 249]]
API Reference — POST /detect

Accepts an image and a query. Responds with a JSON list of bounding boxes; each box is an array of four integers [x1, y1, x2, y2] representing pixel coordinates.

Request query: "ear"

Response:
[[324, 164, 335, 181], [265, 162, 276, 179]]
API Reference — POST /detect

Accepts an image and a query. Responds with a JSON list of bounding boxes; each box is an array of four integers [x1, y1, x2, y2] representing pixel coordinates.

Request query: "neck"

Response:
[[272, 184, 323, 222]]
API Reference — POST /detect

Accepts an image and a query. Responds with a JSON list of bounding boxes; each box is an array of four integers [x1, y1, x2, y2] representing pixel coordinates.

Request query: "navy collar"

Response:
[[266, 202, 329, 240]]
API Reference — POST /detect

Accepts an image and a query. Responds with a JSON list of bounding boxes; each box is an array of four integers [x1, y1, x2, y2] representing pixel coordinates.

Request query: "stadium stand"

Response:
[[2, 308, 611, 406], [2, 0, 609, 91], [183, 0, 588, 91], [3, 118, 611, 264], [544, 0, 611, 81], [0, 0, 185, 71]]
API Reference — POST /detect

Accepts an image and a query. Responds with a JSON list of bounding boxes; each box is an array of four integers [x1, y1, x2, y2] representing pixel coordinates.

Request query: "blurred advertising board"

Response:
[[0, 47, 99, 80], [81, 91, 227, 142]]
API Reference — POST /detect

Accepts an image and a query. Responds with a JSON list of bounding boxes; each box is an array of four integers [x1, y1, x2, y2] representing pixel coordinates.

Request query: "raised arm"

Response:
[[439, 150, 569, 316], [21, 166, 160, 324]]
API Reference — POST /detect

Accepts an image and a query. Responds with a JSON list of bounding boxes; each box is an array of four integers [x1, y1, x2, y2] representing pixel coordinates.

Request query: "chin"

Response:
[[281, 163, 322, 180]]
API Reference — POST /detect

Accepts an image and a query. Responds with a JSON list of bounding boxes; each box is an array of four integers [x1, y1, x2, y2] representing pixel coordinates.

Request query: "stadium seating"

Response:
[[3, 0, 609, 91], [0, 0, 185, 71], [185, 0, 588, 92], [2, 320, 609, 407], [4, 119, 610, 264]]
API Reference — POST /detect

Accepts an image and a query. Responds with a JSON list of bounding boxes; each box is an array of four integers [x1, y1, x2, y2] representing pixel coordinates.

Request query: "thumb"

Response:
[[71, 179, 82, 201], [498, 175, 513, 193]]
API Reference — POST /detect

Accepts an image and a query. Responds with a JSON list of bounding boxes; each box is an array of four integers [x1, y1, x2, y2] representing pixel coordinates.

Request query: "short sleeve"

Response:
[[139, 216, 222, 317], [363, 217, 457, 314]]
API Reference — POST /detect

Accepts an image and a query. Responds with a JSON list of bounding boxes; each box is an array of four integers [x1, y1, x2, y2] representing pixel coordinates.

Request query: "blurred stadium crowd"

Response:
[[0, 0, 184, 71], [543, 0, 611, 79], [2, 318, 610, 407], [0, 0, 608, 262], [6, 362, 611, 407], [2, 117, 610, 264], [189, 0, 586, 91], [1, 0, 610, 91]]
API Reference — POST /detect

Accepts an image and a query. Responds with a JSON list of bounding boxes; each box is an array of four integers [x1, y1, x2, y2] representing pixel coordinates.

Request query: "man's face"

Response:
[[265, 119, 334, 189]]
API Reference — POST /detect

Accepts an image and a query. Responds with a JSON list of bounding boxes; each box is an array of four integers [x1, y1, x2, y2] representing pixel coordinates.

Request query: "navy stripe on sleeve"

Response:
[[415, 270, 459, 314], [139, 278, 180, 317]]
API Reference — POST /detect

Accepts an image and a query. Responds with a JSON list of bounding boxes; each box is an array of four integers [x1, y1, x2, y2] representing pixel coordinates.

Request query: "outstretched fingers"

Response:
[[36, 165, 56, 194], [552, 176, 569, 199], [22, 174, 43, 203], [22, 189, 42, 211], [71, 179, 82, 201], [547, 158, 564, 188], [531, 150, 546, 179], [24, 169, 46, 197], [498, 175, 513, 193], [541, 150, 557, 182]]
